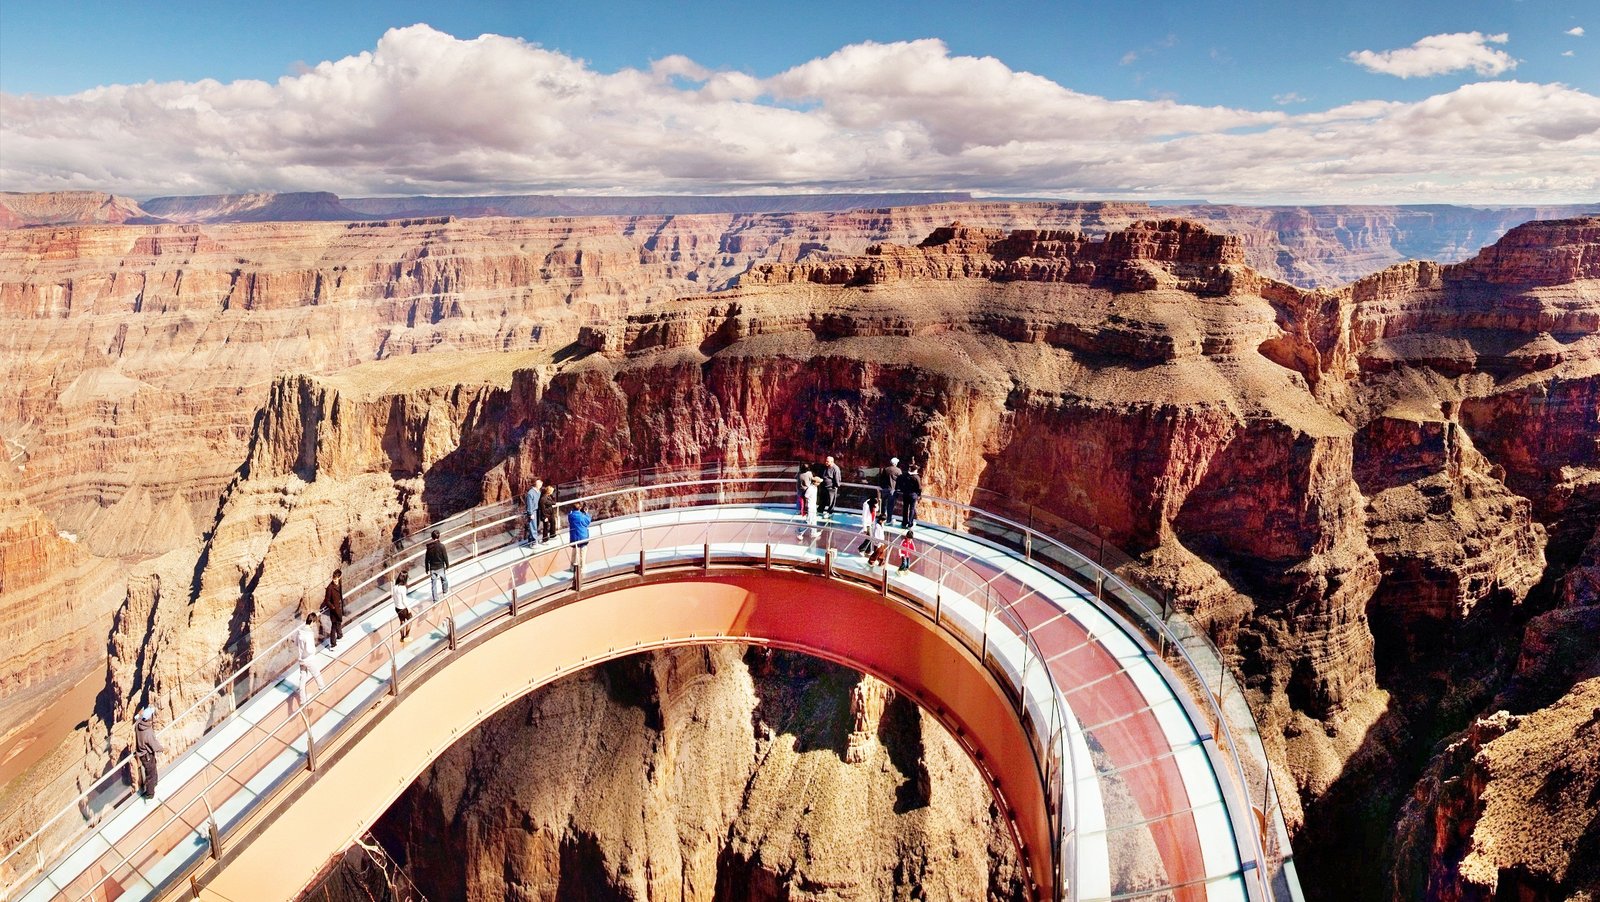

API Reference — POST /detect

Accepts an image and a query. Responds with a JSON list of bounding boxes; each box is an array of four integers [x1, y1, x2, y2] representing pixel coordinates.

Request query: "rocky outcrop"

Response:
[[377, 647, 1026, 901], [0, 192, 150, 229]]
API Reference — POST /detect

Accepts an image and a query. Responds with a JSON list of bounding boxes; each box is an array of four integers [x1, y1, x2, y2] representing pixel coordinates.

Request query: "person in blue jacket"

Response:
[[568, 501, 592, 573]]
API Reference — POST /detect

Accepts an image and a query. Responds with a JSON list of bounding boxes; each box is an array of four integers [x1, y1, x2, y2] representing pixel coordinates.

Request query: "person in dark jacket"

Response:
[[538, 485, 558, 545], [880, 457, 902, 523], [821, 455, 841, 518], [898, 464, 923, 527], [568, 502, 592, 572], [525, 478, 543, 543], [134, 706, 164, 798], [425, 530, 450, 600], [323, 569, 345, 646]]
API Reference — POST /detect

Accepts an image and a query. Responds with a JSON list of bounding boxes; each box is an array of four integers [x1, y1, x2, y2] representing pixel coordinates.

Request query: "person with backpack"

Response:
[[425, 530, 450, 601], [134, 706, 164, 799]]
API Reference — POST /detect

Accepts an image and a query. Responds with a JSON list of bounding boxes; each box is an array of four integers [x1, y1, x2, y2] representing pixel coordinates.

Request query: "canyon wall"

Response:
[[2, 208, 1597, 899]]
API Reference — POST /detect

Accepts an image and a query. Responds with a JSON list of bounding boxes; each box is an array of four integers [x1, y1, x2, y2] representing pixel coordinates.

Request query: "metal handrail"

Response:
[[5, 465, 1294, 902]]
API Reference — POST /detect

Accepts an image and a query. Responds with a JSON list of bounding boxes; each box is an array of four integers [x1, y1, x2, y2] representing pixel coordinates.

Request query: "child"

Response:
[[392, 569, 413, 642], [867, 518, 888, 567], [897, 529, 916, 573]]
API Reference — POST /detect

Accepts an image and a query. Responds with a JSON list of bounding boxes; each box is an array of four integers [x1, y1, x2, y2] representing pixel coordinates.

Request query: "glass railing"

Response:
[[2, 465, 1298, 902]]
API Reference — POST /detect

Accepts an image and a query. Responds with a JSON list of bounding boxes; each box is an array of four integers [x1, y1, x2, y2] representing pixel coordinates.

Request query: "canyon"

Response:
[[0, 198, 1596, 901]]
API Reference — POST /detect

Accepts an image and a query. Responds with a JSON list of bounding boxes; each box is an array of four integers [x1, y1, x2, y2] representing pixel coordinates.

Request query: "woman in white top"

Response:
[[803, 473, 819, 526], [392, 569, 413, 641], [294, 612, 325, 705], [867, 517, 888, 567]]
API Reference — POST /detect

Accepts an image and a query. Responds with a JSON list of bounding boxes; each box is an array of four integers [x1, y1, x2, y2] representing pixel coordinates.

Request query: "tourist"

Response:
[[392, 569, 413, 642], [294, 612, 325, 705], [424, 530, 450, 601], [525, 478, 543, 543], [568, 501, 592, 573], [898, 463, 923, 527], [795, 464, 812, 516], [134, 706, 163, 799], [821, 455, 841, 518], [858, 495, 879, 554], [880, 457, 902, 523], [898, 529, 918, 573], [538, 484, 558, 545], [323, 568, 345, 647], [867, 516, 888, 568], [803, 469, 819, 526]]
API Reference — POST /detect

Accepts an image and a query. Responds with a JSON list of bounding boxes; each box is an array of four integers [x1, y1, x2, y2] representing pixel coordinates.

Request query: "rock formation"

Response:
[[1, 204, 1597, 900]]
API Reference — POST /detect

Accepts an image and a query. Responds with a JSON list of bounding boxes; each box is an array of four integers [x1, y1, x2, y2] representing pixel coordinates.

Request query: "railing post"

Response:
[[201, 794, 222, 860], [764, 543, 772, 570], [638, 547, 647, 576], [879, 565, 889, 597], [824, 548, 835, 579], [980, 586, 993, 664], [509, 579, 521, 618], [388, 641, 400, 697], [299, 710, 316, 773], [703, 542, 711, 570], [471, 509, 479, 558], [447, 615, 458, 651]]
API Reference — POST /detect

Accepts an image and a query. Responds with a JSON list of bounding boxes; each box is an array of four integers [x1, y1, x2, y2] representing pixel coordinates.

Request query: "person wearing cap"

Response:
[[322, 568, 345, 647], [134, 706, 164, 799], [880, 457, 902, 524], [425, 530, 450, 601]]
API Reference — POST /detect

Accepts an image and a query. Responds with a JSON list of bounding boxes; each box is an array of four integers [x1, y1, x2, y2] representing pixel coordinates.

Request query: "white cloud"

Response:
[[0, 27, 1596, 204], [1566, 50, 1577, 57], [1567, 27, 1585, 37], [1348, 31, 1518, 78], [1273, 92, 1307, 105]]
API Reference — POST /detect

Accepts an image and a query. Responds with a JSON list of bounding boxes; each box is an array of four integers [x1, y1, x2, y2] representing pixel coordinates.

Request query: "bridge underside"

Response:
[[187, 570, 1056, 901]]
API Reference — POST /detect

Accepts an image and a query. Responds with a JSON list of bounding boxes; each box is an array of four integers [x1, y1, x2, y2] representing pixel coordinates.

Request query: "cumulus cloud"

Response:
[[1568, 27, 1585, 37], [1, 26, 1596, 203], [1348, 31, 1518, 78]]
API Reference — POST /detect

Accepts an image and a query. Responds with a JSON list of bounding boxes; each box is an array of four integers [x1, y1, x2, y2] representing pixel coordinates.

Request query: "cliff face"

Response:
[[377, 647, 1025, 902], [4, 210, 1598, 899]]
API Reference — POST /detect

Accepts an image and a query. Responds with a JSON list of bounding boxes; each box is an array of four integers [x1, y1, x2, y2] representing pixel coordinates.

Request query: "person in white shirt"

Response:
[[294, 612, 325, 705], [392, 569, 413, 642]]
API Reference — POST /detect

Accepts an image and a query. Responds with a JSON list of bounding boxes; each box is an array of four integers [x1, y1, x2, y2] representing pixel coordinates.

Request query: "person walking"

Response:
[[821, 455, 841, 518], [898, 463, 923, 527], [134, 706, 164, 799], [880, 457, 902, 523], [322, 569, 345, 647], [392, 569, 413, 642], [538, 485, 558, 545], [568, 501, 592, 573], [897, 529, 918, 573], [425, 530, 450, 601], [803, 470, 819, 526], [867, 516, 888, 568], [858, 496, 879, 554], [294, 612, 326, 705], [525, 478, 543, 543]]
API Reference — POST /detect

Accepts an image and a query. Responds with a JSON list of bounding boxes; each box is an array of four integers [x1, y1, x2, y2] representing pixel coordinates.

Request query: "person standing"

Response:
[[897, 529, 918, 573], [134, 706, 164, 799], [881, 457, 902, 523], [803, 470, 819, 526], [821, 455, 841, 518], [392, 569, 413, 642], [795, 464, 812, 516], [294, 612, 326, 705], [568, 501, 592, 573], [858, 496, 878, 554], [425, 530, 450, 601], [898, 463, 923, 527], [538, 485, 558, 545], [322, 569, 345, 647], [525, 478, 543, 543]]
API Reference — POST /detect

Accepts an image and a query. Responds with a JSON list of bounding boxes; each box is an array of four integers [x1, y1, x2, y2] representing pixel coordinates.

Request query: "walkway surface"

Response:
[[6, 491, 1293, 902]]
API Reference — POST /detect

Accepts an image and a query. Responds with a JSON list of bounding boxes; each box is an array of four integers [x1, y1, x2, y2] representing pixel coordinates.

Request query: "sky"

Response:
[[0, 0, 1596, 203]]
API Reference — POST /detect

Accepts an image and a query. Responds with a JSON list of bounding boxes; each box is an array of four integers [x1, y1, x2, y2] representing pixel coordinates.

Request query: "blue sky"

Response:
[[0, 0, 1595, 202]]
